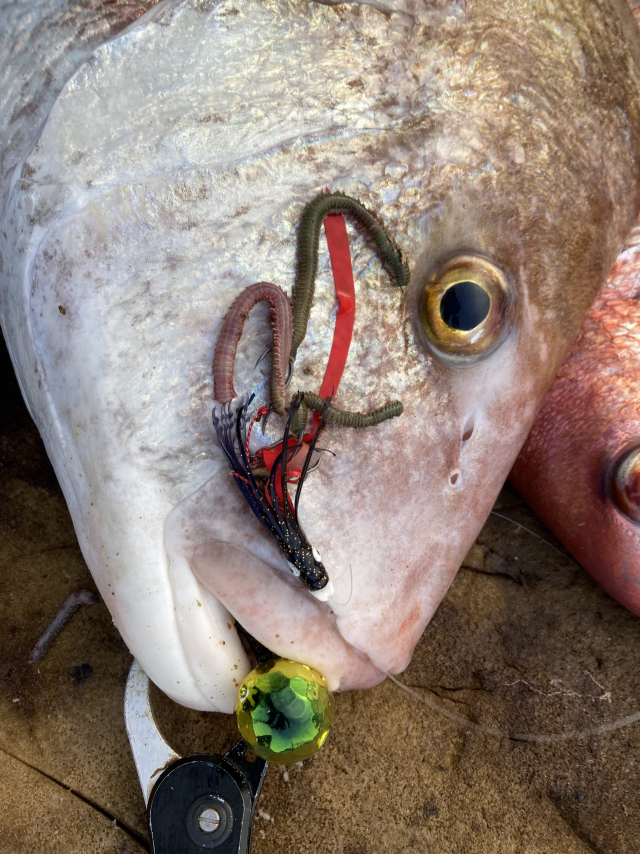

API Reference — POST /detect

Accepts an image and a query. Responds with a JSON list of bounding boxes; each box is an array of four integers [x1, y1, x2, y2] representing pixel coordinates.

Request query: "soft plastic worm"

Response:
[[213, 282, 292, 415], [289, 191, 411, 362], [293, 391, 403, 430]]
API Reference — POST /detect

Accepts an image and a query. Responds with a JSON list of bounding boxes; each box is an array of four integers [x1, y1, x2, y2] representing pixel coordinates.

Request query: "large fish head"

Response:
[[3, 0, 640, 711]]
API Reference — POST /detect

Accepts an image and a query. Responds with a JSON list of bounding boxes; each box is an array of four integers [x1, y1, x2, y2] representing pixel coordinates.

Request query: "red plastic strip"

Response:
[[259, 438, 303, 477], [317, 212, 356, 402], [260, 209, 356, 479]]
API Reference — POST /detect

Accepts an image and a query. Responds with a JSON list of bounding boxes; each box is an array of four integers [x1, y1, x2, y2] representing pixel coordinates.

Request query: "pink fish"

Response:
[[510, 0, 640, 618], [510, 218, 640, 616]]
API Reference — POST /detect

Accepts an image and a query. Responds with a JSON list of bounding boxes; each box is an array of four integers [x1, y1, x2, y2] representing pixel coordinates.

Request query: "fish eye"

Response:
[[419, 255, 513, 361], [610, 445, 640, 523]]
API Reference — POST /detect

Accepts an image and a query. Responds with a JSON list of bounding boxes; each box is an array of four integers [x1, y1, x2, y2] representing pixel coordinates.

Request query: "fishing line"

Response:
[[490, 510, 580, 565], [387, 672, 640, 742]]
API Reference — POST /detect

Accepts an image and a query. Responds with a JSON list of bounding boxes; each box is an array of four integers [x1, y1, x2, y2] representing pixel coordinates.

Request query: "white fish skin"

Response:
[[0, 1, 173, 211], [2, 0, 640, 711]]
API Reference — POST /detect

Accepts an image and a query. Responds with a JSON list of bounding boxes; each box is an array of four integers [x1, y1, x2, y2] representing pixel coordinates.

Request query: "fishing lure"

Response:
[[213, 281, 292, 415], [289, 190, 411, 362], [211, 192, 408, 596], [290, 391, 403, 433], [212, 394, 331, 594], [210, 281, 403, 433]]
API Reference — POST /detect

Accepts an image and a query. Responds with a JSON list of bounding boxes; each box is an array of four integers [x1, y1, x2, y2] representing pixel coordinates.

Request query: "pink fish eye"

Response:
[[611, 445, 640, 524]]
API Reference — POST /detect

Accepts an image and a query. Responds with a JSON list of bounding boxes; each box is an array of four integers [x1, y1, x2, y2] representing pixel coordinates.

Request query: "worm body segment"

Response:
[[213, 282, 293, 415], [290, 191, 410, 362], [295, 391, 403, 429]]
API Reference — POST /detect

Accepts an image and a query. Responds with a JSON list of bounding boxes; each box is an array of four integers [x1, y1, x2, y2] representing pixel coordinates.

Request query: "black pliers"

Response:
[[124, 660, 268, 853]]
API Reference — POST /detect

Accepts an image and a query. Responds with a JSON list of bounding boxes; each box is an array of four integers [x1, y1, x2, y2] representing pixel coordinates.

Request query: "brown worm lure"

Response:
[[212, 281, 292, 415], [290, 392, 403, 435], [212, 193, 409, 423]]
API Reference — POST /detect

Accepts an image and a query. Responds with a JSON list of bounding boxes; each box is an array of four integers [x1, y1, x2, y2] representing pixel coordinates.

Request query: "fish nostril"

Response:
[[461, 415, 475, 447], [449, 470, 462, 486], [611, 445, 640, 523]]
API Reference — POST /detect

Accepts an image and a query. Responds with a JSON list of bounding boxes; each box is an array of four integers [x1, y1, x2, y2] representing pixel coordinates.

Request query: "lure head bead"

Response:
[[235, 658, 335, 764]]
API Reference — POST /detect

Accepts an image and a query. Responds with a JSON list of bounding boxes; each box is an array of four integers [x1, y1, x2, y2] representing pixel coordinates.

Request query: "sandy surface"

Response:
[[1, 331, 639, 854]]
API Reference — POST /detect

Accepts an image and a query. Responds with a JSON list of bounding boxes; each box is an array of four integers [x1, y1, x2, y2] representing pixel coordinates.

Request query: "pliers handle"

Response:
[[124, 660, 268, 854]]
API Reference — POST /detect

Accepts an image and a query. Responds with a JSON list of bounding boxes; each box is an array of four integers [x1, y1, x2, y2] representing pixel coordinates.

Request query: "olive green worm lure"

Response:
[[289, 190, 411, 363], [290, 392, 403, 435]]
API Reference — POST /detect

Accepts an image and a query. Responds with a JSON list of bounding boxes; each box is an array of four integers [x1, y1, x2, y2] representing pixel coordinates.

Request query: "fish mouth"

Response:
[[161, 390, 505, 711], [189, 540, 388, 694], [162, 434, 393, 712]]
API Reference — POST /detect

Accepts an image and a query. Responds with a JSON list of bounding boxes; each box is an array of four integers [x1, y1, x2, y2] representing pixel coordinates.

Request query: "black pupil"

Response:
[[440, 280, 490, 331]]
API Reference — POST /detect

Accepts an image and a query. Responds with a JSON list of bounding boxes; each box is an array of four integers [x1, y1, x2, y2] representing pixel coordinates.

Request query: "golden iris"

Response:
[[419, 254, 512, 361], [235, 658, 335, 765]]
